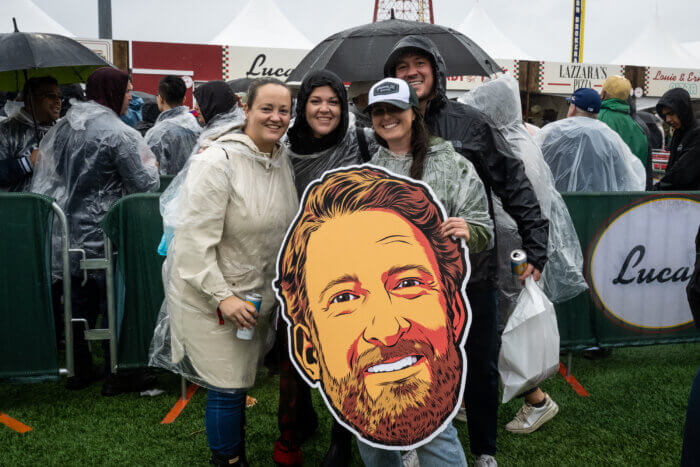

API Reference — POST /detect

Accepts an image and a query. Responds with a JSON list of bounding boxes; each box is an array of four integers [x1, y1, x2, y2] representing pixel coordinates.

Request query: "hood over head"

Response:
[[194, 80, 236, 125], [86, 67, 129, 116], [287, 70, 349, 155], [459, 74, 521, 129], [656, 87, 696, 129], [383, 35, 447, 110]]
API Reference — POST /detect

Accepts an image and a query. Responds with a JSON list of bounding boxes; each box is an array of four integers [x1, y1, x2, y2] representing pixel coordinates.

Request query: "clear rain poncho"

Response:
[[535, 116, 646, 192], [144, 106, 202, 175], [369, 137, 494, 254], [30, 100, 160, 278], [156, 108, 246, 255], [288, 124, 379, 197], [460, 75, 587, 309], [149, 122, 298, 391], [0, 108, 53, 192]]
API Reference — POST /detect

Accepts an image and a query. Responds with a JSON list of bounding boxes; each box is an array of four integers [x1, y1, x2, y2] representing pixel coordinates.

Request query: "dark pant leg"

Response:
[[464, 285, 499, 457], [682, 365, 700, 466], [70, 276, 104, 373], [277, 325, 316, 445], [205, 389, 247, 456]]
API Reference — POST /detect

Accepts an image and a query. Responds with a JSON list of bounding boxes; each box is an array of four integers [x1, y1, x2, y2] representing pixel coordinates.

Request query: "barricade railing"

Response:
[[0, 193, 74, 379]]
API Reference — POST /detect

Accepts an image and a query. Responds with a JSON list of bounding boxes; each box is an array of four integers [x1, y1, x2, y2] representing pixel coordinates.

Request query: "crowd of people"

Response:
[[1, 32, 699, 467]]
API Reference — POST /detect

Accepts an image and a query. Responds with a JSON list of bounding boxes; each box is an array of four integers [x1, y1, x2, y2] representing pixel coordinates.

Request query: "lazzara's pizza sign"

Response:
[[589, 196, 699, 331]]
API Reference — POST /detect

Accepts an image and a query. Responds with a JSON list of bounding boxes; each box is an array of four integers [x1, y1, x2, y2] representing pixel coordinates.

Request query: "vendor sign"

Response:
[[446, 59, 519, 91], [588, 195, 699, 331], [538, 62, 624, 94], [645, 67, 700, 98], [222, 45, 309, 81]]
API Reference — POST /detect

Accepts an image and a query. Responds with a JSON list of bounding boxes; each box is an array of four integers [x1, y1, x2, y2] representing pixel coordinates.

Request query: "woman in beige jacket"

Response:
[[165, 78, 297, 465]]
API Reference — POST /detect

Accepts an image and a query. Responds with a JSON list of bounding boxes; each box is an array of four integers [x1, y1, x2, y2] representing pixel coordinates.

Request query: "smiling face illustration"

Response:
[[276, 166, 469, 448]]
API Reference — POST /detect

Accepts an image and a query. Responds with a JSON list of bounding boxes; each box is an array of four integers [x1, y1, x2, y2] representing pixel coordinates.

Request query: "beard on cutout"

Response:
[[316, 327, 463, 447]]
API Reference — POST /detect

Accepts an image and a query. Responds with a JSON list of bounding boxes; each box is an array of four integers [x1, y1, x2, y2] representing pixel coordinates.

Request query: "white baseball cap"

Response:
[[366, 77, 419, 113]]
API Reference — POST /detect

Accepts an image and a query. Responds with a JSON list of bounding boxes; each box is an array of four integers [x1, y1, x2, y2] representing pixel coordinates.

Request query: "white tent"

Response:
[[682, 41, 700, 62], [210, 0, 313, 49], [1, 0, 74, 36], [455, 2, 532, 60], [610, 15, 700, 68]]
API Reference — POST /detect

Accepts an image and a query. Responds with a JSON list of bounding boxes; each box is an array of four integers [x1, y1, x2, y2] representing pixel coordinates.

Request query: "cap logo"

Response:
[[374, 82, 400, 96]]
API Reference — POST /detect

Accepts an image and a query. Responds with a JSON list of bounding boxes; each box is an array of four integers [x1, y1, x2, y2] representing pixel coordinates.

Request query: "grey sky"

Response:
[[26, 0, 700, 64]]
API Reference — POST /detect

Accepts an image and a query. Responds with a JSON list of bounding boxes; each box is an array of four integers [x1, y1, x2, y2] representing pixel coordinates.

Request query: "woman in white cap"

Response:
[[358, 78, 493, 466]]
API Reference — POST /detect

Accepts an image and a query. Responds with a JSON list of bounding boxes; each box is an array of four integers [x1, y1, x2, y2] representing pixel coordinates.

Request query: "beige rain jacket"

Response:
[[166, 130, 298, 389]]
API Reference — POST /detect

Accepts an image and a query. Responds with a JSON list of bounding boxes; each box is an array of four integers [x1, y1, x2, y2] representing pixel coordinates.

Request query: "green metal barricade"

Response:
[[101, 193, 165, 369], [0, 193, 73, 379], [557, 191, 700, 351]]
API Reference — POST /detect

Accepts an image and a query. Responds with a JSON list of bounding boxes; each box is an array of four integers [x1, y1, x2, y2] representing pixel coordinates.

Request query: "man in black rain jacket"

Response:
[[384, 35, 549, 464], [655, 88, 700, 190]]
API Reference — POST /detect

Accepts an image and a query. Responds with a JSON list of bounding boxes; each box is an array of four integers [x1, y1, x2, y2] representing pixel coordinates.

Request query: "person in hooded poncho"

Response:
[[0, 76, 61, 191], [383, 35, 548, 464], [150, 78, 298, 466], [271, 70, 379, 467], [355, 77, 492, 467], [460, 75, 587, 310], [462, 74, 590, 434], [655, 88, 700, 190], [145, 75, 201, 175], [30, 67, 159, 390]]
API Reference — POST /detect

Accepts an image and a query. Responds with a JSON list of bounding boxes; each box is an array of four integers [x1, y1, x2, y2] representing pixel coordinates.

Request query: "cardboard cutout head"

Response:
[[275, 166, 470, 449]]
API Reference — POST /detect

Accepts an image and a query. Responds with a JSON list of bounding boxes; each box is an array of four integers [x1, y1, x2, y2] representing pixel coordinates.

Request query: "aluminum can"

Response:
[[510, 249, 528, 276], [236, 293, 262, 341]]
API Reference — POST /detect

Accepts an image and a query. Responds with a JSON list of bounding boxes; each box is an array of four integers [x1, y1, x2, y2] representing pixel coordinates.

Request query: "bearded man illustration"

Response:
[[275, 166, 470, 448]]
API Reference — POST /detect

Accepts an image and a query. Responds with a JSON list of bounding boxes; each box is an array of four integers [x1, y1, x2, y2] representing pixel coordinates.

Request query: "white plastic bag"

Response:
[[499, 277, 560, 403]]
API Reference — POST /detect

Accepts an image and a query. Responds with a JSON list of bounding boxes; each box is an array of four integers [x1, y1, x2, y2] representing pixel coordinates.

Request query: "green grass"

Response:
[[1, 343, 698, 466]]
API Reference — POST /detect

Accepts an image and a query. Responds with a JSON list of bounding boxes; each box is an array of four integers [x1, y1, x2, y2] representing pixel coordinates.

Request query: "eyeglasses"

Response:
[[370, 106, 404, 117]]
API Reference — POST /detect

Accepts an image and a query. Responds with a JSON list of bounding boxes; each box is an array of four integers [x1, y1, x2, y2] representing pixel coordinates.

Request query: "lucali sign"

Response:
[[222, 46, 309, 81], [588, 196, 699, 330]]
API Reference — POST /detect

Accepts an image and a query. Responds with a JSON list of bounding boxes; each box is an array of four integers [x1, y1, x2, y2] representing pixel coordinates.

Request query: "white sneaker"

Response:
[[475, 454, 497, 467], [505, 393, 559, 434], [454, 407, 467, 423], [402, 449, 419, 467]]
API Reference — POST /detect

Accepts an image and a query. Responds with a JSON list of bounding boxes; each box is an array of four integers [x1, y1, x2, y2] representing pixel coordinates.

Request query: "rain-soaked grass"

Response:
[[1, 342, 698, 466]]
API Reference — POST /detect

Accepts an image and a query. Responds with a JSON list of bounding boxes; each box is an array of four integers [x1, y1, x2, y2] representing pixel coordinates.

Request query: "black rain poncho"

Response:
[[286, 69, 379, 197], [0, 108, 53, 191], [536, 117, 646, 192], [145, 106, 202, 175], [654, 88, 700, 190], [384, 35, 549, 286], [31, 100, 160, 278], [460, 75, 587, 307]]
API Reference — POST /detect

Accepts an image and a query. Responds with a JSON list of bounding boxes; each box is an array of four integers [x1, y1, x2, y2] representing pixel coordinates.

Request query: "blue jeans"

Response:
[[356, 422, 467, 467], [205, 389, 247, 456]]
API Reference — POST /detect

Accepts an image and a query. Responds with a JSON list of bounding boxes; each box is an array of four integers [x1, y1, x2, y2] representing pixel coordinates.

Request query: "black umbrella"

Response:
[[287, 18, 501, 83], [132, 91, 157, 104], [0, 18, 112, 91], [227, 78, 253, 94]]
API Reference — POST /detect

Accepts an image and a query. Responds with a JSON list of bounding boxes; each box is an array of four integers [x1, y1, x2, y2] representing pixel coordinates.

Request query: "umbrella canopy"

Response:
[[0, 27, 112, 91], [226, 78, 253, 94], [132, 91, 157, 104], [287, 18, 500, 83]]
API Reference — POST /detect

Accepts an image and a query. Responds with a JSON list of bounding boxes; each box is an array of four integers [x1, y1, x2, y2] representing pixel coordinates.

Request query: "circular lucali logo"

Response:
[[589, 196, 699, 331]]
